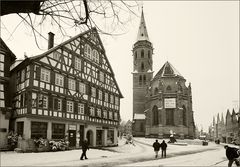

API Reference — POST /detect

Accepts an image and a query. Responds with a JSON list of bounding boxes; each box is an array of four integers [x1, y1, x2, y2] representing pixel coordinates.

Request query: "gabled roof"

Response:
[[12, 28, 123, 98], [0, 38, 16, 60], [136, 9, 150, 42], [153, 61, 183, 80]]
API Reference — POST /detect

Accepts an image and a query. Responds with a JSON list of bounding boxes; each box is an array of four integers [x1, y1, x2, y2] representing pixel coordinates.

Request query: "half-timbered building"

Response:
[[10, 28, 123, 147], [0, 38, 16, 149]]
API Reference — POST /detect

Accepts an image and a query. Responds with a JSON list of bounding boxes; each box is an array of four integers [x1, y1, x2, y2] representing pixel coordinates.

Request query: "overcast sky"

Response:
[[1, 1, 239, 131]]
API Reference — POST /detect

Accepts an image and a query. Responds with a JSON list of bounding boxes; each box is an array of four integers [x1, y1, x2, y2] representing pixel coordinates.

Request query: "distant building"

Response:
[[210, 109, 239, 144], [9, 28, 123, 147], [132, 10, 195, 139], [0, 38, 16, 149]]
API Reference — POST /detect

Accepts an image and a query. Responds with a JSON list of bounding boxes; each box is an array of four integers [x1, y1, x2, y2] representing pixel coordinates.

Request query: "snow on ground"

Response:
[[0, 137, 226, 166]]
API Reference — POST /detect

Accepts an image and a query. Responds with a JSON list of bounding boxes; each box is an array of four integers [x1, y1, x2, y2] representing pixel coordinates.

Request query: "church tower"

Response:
[[132, 9, 153, 136]]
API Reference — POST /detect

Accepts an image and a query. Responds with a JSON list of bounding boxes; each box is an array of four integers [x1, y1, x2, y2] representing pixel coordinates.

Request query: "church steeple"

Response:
[[136, 8, 150, 42]]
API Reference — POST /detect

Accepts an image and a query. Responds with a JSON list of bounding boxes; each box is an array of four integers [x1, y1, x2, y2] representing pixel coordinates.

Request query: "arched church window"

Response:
[[141, 49, 144, 58], [148, 50, 151, 58], [139, 75, 142, 85], [166, 85, 172, 91], [143, 75, 146, 85], [141, 62, 144, 71], [152, 106, 159, 125], [182, 105, 187, 126], [154, 87, 158, 95], [166, 109, 174, 125]]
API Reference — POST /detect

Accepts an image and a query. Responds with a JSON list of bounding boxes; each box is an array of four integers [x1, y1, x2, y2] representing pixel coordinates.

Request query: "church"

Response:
[[132, 10, 195, 139]]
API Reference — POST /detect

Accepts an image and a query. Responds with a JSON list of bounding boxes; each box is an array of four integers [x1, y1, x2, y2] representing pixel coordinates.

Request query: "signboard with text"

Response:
[[164, 98, 176, 108]]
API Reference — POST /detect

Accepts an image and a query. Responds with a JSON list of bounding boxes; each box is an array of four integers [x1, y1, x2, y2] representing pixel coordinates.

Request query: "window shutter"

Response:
[[64, 76, 68, 89], [35, 66, 41, 80], [50, 70, 54, 84], [62, 99, 66, 112], [76, 81, 79, 92], [74, 102, 78, 114], [54, 98, 58, 110], [49, 96, 53, 110]]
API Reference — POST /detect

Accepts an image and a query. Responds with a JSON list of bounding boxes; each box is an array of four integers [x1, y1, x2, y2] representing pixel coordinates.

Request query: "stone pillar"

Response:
[[47, 122, 52, 140], [114, 128, 118, 145], [103, 129, 108, 146], [76, 124, 80, 148], [158, 125, 163, 139], [23, 118, 31, 139]]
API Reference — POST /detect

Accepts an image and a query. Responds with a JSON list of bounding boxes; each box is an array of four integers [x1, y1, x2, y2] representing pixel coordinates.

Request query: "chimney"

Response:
[[48, 32, 55, 49]]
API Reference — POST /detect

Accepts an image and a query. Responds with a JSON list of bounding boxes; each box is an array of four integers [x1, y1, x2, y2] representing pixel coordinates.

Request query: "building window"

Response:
[[135, 51, 137, 59], [91, 87, 96, 97], [38, 94, 48, 109], [103, 110, 107, 119], [55, 73, 64, 87], [68, 78, 76, 90], [17, 122, 24, 137], [110, 95, 114, 104], [52, 123, 65, 139], [115, 97, 119, 106], [105, 92, 108, 102], [31, 122, 47, 139], [40, 68, 50, 83], [98, 90, 102, 100], [0, 84, 4, 107], [166, 85, 172, 91], [78, 103, 84, 114], [141, 49, 144, 58], [97, 108, 101, 117], [92, 49, 99, 63], [109, 111, 113, 119], [99, 71, 104, 82], [54, 98, 62, 111], [90, 107, 95, 116], [67, 101, 74, 113], [152, 106, 159, 125], [79, 82, 86, 94], [84, 44, 92, 59], [141, 62, 144, 71], [21, 69, 25, 82], [75, 57, 81, 71], [32, 93, 37, 107], [148, 50, 151, 58], [0, 54, 4, 77], [139, 75, 142, 85], [53, 52, 61, 61], [143, 75, 146, 85], [114, 112, 118, 120]]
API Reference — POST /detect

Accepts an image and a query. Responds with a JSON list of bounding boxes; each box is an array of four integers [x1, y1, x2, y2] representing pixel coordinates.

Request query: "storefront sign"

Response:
[[69, 125, 76, 130], [164, 98, 176, 108]]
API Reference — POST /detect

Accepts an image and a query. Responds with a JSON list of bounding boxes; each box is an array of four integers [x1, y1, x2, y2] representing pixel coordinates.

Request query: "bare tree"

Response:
[[1, 0, 140, 48]]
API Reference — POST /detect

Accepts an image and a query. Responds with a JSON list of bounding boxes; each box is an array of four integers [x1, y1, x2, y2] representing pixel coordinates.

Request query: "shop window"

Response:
[[31, 122, 47, 139], [107, 130, 114, 144], [52, 123, 65, 139]]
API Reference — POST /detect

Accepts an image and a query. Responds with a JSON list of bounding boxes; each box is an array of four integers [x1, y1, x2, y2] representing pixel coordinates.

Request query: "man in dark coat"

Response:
[[153, 140, 161, 158], [80, 139, 89, 160], [160, 140, 167, 158], [224, 145, 240, 167]]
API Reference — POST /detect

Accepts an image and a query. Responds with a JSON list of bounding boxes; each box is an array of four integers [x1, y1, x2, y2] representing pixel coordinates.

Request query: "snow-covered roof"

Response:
[[133, 113, 145, 120]]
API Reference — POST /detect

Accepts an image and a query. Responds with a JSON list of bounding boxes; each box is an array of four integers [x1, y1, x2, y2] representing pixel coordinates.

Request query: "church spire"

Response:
[[136, 8, 150, 42]]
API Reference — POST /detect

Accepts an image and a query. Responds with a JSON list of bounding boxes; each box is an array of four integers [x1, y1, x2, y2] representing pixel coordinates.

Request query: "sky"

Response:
[[1, 1, 239, 131]]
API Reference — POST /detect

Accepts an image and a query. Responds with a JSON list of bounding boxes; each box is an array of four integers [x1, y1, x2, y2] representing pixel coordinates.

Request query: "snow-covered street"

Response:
[[0, 137, 233, 166]]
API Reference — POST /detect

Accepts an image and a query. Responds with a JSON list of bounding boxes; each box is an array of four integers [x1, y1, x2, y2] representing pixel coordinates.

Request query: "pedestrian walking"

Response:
[[224, 145, 240, 167], [80, 139, 89, 160], [160, 140, 167, 158], [152, 139, 161, 158]]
